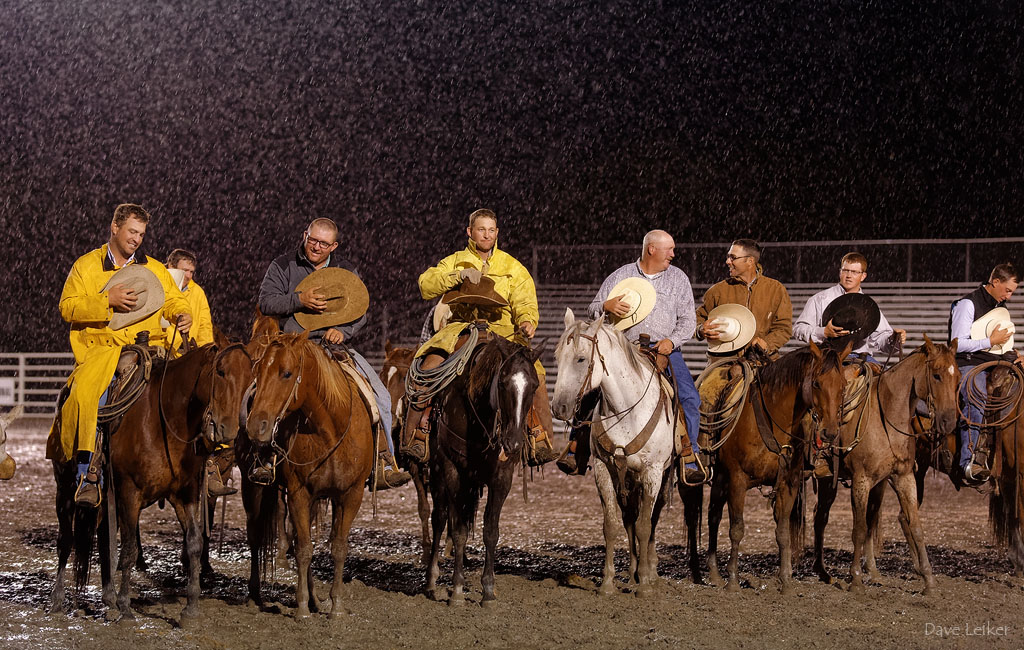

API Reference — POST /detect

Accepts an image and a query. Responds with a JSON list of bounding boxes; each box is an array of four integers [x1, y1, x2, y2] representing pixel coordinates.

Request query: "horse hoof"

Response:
[[179, 609, 200, 628], [598, 583, 617, 596], [295, 605, 311, 619], [116, 608, 135, 623], [725, 581, 740, 593], [780, 583, 795, 596], [635, 584, 654, 599], [481, 598, 497, 609], [447, 596, 465, 607], [103, 608, 121, 623]]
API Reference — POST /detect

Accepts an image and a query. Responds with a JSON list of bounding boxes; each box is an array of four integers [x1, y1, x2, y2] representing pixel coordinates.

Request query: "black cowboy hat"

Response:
[[821, 293, 881, 350]]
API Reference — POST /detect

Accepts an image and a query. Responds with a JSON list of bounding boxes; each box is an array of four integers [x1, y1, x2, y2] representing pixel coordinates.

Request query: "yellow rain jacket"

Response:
[[164, 280, 214, 352], [416, 239, 545, 378], [46, 245, 191, 462]]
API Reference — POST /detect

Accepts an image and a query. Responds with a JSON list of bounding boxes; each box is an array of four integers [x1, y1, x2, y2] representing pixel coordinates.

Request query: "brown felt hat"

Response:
[[102, 265, 165, 331], [441, 275, 509, 308], [294, 268, 370, 331]]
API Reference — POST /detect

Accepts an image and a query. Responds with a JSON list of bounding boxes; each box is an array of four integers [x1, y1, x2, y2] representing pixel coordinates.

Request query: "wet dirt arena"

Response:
[[1, 418, 1022, 650]]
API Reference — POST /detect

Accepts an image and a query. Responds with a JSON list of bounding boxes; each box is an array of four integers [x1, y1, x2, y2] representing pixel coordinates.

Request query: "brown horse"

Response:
[[426, 335, 544, 606], [48, 343, 254, 623], [380, 340, 434, 562], [706, 342, 849, 593], [0, 405, 22, 480], [242, 331, 374, 618], [811, 336, 960, 595]]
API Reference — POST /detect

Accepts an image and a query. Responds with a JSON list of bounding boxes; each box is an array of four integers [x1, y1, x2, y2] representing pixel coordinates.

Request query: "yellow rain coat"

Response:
[[46, 245, 191, 462], [416, 239, 545, 379], [164, 279, 214, 352]]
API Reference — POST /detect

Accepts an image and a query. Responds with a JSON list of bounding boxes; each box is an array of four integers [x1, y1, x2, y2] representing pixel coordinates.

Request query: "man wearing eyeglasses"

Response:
[[257, 218, 411, 489], [695, 239, 792, 358], [793, 252, 906, 362]]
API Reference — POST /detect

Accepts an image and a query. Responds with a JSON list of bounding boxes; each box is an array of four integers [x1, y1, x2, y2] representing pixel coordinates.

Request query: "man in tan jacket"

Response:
[[695, 239, 792, 358]]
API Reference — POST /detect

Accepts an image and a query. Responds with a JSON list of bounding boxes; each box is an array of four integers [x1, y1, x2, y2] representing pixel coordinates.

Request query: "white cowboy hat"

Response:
[[607, 277, 657, 331], [705, 304, 757, 354], [432, 300, 452, 333], [102, 265, 165, 331], [970, 307, 1015, 355], [167, 268, 187, 291]]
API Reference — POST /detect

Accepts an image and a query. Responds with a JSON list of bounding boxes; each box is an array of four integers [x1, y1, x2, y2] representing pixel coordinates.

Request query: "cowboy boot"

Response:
[[812, 448, 833, 479], [206, 458, 237, 497], [400, 406, 431, 464], [248, 453, 276, 485], [528, 426, 559, 466], [556, 422, 592, 476], [373, 451, 412, 490], [74, 465, 103, 508]]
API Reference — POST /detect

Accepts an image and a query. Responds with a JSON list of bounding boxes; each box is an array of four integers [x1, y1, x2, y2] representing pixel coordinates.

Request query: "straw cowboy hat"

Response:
[[442, 275, 509, 308], [821, 293, 881, 351], [294, 268, 370, 331], [970, 307, 1016, 355], [705, 304, 756, 353], [103, 265, 166, 331], [607, 277, 657, 331]]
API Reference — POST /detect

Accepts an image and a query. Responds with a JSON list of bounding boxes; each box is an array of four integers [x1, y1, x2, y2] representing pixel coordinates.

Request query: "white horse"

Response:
[[0, 405, 23, 480], [551, 309, 677, 597]]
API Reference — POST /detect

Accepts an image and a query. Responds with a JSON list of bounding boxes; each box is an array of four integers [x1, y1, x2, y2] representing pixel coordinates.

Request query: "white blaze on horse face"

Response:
[[386, 366, 398, 384], [510, 370, 529, 430], [948, 365, 955, 376]]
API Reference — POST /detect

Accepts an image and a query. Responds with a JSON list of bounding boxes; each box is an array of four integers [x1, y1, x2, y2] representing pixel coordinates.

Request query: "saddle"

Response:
[[322, 344, 382, 428]]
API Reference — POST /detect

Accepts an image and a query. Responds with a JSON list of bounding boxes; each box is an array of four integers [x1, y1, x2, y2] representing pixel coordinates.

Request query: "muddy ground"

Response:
[[1, 418, 1022, 650]]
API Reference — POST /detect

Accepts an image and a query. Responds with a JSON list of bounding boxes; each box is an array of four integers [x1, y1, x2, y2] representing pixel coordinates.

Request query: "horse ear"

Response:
[[949, 337, 959, 353], [530, 338, 548, 362], [585, 316, 603, 339], [385, 338, 393, 355], [808, 340, 822, 361], [922, 333, 934, 354], [840, 340, 853, 362], [564, 308, 575, 329], [298, 329, 310, 342]]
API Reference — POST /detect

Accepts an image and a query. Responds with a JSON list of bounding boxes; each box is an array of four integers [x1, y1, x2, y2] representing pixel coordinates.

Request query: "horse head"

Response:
[[551, 308, 606, 421], [247, 331, 309, 446], [380, 341, 415, 423], [916, 334, 961, 435], [483, 337, 542, 456], [200, 343, 254, 446], [804, 341, 851, 444]]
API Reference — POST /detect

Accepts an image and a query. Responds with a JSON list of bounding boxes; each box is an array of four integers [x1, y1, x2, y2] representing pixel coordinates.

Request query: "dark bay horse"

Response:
[[425, 335, 544, 606], [243, 331, 375, 618], [812, 336, 960, 594], [381, 341, 434, 562], [49, 343, 254, 624], [707, 342, 849, 593]]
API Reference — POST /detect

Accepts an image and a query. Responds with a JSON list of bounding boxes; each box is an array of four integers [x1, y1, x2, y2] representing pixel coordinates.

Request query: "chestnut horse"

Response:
[[243, 331, 374, 618], [425, 334, 543, 606], [706, 342, 849, 593], [48, 343, 254, 624], [811, 336, 960, 594]]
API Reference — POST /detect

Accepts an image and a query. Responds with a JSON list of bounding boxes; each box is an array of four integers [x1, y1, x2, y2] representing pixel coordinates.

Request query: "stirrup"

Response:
[[556, 442, 583, 476], [527, 428, 559, 466], [249, 457, 276, 485], [401, 427, 430, 464], [373, 456, 412, 490], [206, 458, 238, 497], [74, 469, 102, 508]]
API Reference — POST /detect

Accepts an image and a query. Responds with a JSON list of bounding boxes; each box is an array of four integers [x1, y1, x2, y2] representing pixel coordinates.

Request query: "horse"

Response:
[[424, 333, 544, 606], [551, 310, 680, 597], [705, 341, 849, 593], [811, 336, 960, 595], [380, 340, 434, 562], [242, 330, 375, 618], [0, 405, 22, 480], [48, 342, 254, 624]]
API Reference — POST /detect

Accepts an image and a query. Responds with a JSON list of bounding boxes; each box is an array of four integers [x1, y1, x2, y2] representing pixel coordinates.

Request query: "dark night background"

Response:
[[1, 1, 1021, 351]]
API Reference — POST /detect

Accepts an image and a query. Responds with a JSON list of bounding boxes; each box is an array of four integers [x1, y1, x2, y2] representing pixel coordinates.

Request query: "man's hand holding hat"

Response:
[[459, 268, 483, 284], [604, 294, 632, 318], [299, 285, 328, 312], [109, 283, 139, 313]]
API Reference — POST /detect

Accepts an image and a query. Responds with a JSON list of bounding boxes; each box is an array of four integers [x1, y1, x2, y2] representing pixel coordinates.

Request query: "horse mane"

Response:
[[760, 345, 842, 394], [556, 320, 648, 377], [276, 334, 356, 415], [466, 340, 510, 402]]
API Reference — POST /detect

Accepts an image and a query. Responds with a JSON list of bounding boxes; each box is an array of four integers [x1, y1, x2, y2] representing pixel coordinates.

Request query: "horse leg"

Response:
[[411, 463, 432, 566], [725, 475, 747, 592], [327, 487, 363, 619], [115, 491, 143, 620], [49, 464, 75, 613], [646, 467, 673, 584], [706, 471, 728, 587], [97, 503, 118, 616], [242, 482, 266, 608], [481, 466, 514, 606], [863, 482, 887, 582], [448, 485, 474, 607], [772, 476, 798, 595], [289, 491, 315, 617], [425, 476, 447, 600], [633, 471, 661, 598], [812, 477, 838, 584], [680, 483, 704, 585], [891, 471, 936, 595], [593, 463, 619, 595], [168, 497, 203, 625], [848, 475, 871, 593]]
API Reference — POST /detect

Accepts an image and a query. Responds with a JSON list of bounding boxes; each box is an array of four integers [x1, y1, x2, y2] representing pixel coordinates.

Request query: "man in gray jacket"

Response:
[[258, 217, 410, 489]]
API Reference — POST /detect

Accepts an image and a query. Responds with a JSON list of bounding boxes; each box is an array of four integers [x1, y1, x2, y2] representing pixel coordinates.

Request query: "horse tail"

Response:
[[72, 505, 98, 592], [989, 461, 1021, 553], [256, 488, 282, 583]]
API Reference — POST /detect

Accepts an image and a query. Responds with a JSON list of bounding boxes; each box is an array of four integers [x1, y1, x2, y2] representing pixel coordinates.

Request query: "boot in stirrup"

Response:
[[74, 466, 103, 508], [527, 427, 559, 466], [373, 452, 412, 490], [206, 457, 238, 497]]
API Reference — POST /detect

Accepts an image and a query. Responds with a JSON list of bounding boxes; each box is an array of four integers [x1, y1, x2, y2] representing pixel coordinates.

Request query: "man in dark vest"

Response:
[[949, 263, 1021, 482]]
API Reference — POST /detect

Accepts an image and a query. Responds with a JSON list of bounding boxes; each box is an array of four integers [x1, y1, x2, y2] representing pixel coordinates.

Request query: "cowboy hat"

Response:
[[821, 293, 881, 350], [970, 307, 1015, 355], [606, 277, 657, 331], [294, 267, 370, 331], [441, 275, 509, 308], [102, 265, 165, 331], [432, 300, 452, 333], [167, 268, 187, 291], [706, 304, 756, 353]]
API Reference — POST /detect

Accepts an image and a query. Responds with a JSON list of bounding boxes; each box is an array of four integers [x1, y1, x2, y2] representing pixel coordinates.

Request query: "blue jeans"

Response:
[[667, 350, 701, 468], [348, 350, 394, 456], [956, 365, 987, 469]]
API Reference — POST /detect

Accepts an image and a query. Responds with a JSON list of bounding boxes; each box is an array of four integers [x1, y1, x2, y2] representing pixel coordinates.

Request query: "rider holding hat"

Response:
[[47, 204, 192, 507], [401, 208, 558, 466]]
